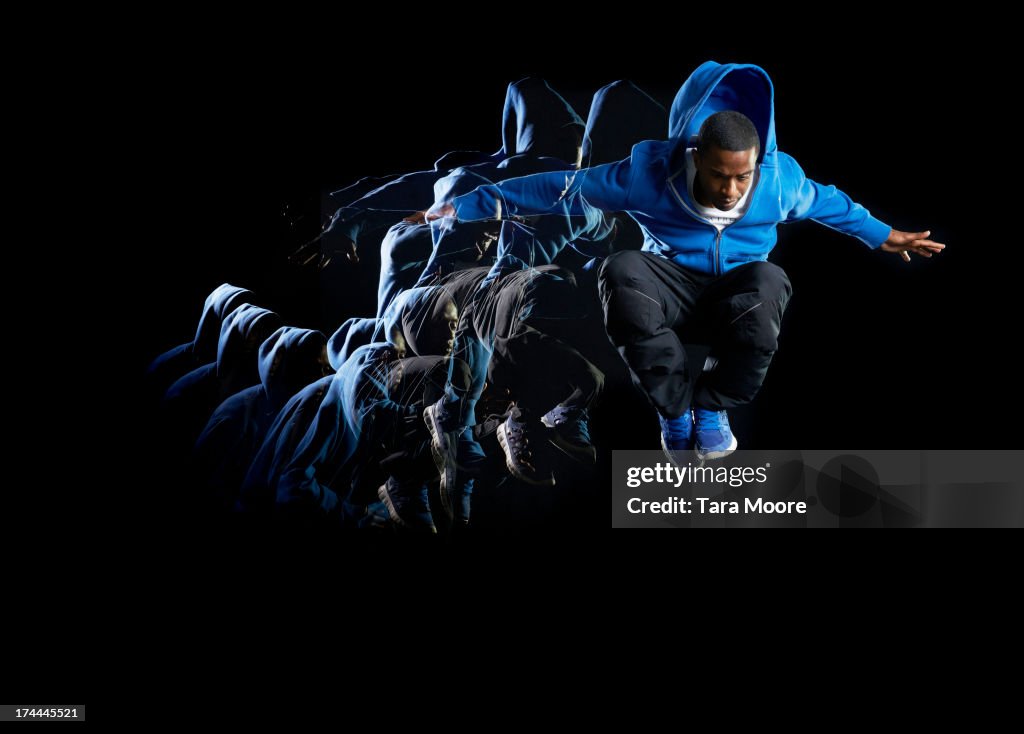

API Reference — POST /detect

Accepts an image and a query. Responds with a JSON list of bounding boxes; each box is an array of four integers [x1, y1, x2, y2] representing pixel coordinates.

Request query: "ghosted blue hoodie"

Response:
[[581, 80, 667, 168], [450, 62, 892, 276], [162, 304, 283, 449], [146, 283, 252, 399], [318, 77, 584, 252], [193, 327, 329, 508], [326, 285, 458, 368], [274, 343, 411, 518], [238, 322, 354, 513], [240, 288, 454, 515]]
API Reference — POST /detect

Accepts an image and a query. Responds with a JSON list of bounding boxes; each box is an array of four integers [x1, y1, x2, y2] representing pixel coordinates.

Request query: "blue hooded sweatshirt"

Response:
[[162, 304, 283, 449], [237, 322, 357, 514], [193, 326, 329, 509], [378, 168, 500, 316], [450, 62, 892, 276], [581, 80, 667, 168], [274, 343, 413, 518], [326, 285, 458, 368], [240, 289, 456, 514], [146, 283, 253, 399], [318, 77, 585, 252]]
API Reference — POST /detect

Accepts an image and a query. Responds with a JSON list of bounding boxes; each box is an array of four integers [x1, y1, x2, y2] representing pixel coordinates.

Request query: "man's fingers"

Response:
[[901, 250, 911, 262], [894, 230, 931, 245], [317, 255, 333, 271], [300, 250, 319, 267]]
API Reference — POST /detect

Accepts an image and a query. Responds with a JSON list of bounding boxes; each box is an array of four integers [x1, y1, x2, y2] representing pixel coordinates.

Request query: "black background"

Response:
[[120, 21, 1014, 535], [9, 19, 1015, 695]]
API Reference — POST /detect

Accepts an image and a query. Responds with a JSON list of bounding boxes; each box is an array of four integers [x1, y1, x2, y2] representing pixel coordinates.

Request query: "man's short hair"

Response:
[[697, 111, 760, 156]]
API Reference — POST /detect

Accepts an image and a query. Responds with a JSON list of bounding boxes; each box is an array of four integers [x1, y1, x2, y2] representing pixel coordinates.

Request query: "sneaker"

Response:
[[496, 413, 555, 486], [542, 405, 596, 464], [658, 410, 694, 465], [693, 408, 738, 461], [377, 478, 436, 533], [423, 399, 458, 514]]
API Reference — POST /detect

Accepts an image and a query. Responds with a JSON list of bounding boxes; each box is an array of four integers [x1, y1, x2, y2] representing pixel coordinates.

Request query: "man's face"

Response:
[[692, 145, 758, 211], [316, 345, 334, 378]]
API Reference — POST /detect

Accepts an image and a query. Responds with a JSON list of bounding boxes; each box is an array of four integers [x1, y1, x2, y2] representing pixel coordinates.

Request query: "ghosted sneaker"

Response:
[[423, 399, 458, 511], [432, 428, 485, 524], [542, 405, 596, 464], [658, 410, 693, 465], [377, 478, 436, 533], [693, 408, 738, 461], [496, 414, 555, 486]]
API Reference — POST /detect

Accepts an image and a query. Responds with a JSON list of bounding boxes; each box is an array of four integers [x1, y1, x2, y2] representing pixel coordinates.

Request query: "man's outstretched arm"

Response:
[[779, 151, 895, 245], [422, 157, 635, 223], [778, 151, 945, 260]]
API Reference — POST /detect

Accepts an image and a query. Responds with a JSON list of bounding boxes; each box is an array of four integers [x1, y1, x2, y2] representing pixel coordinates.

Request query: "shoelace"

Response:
[[570, 418, 591, 444], [694, 409, 729, 431], [543, 405, 579, 427], [659, 413, 692, 440], [505, 420, 533, 460]]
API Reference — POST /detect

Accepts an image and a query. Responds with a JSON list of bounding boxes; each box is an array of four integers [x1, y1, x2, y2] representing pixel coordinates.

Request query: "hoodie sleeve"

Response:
[[275, 387, 345, 516], [321, 170, 441, 248], [451, 158, 635, 221], [779, 152, 892, 248]]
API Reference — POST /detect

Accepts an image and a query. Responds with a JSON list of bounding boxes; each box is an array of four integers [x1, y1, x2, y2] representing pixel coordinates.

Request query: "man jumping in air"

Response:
[[425, 61, 944, 461]]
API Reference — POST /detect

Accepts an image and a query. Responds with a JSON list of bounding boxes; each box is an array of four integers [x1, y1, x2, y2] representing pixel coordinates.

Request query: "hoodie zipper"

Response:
[[667, 164, 763, 276], [667, 177, 723, 275]]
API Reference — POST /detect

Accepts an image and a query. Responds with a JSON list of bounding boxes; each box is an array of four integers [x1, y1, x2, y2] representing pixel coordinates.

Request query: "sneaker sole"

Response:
[[377, 484, 407, 528], [695, 434, 739, 461], [422, 404, 456, 519], [549, 433, 596, 464], [661, 434, 696, 466], [376, 484, 437, 534], [497, 422, 555, 487]]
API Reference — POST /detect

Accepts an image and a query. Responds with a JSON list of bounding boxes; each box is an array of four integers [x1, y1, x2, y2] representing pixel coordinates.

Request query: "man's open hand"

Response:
[[881, 229, 945, 262]]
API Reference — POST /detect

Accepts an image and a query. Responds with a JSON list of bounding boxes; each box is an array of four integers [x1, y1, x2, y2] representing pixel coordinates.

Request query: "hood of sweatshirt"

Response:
[[193, 283, 253, 363], [498, 77, 585, 164], [668, 60, 777, 172], [582, 80, 667, 166], [257, 326, 330, 409]]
